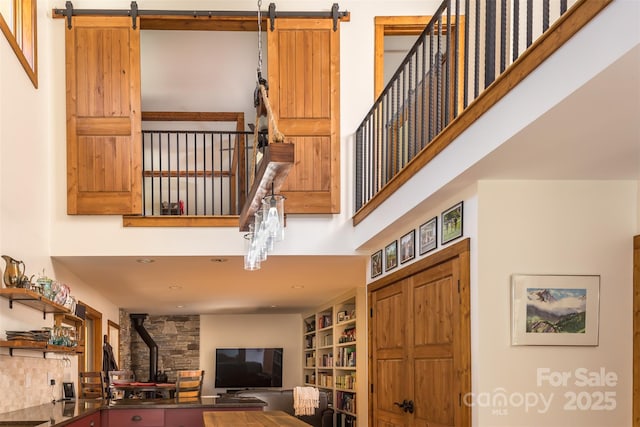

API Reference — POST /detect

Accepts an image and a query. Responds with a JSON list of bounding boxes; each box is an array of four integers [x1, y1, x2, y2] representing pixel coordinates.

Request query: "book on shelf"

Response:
[[318, 313, 332, 329], [336, 373, 356, 390], [320, 352, 333, 367], [336, 391, 356, 414], [336, 413, 356, 427], [336, 346, 356, 367], [306, 351, 316, 367]]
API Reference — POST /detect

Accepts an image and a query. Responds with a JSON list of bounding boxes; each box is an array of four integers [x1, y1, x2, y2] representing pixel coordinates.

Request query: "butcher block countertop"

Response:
[[0, 396, 266, 427]]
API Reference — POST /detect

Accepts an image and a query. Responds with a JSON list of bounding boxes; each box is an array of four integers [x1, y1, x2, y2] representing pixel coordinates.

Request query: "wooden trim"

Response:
[[238, 143, 295, 231], [141, 111, 244, 122], [78, 301, 102, 373], [374, 16, 432, 98], [634, 235, 640, 427], [123, 215, 239, 227], [52, 12, 351, 32], [0, 0, 37, 88], [107, 320, 120, 368], [355, 0, 613, 226]]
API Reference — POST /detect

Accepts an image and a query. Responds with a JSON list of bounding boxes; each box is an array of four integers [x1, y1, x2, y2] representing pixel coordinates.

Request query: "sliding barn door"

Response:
[[65, 16, 142, 214], [267, 18, 340, 214]]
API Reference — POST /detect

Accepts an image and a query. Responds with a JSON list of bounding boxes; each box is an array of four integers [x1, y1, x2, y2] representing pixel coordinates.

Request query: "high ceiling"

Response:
[[52, 41, 640, 317]]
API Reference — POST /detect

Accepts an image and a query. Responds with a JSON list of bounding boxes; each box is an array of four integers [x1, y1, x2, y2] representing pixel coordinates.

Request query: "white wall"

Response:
[[475, 180, 636, 427], [42, 0, 440, 259], [199, 314, 302, 396]]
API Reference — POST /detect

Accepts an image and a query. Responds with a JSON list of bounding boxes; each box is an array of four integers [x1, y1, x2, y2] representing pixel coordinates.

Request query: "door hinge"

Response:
[[458, 279, 460, 293], [371, 384, 374, 393], [459, 392, 462, 406], [370, 308, 373, 317]]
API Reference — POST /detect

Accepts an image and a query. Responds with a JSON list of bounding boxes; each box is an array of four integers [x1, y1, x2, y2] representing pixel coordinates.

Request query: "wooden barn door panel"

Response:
[[268, 18, 340, 214], [66, 16, 142, 214]]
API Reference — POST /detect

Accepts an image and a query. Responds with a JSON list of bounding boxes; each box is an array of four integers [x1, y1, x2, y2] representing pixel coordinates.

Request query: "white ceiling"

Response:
[[52, 42, 639, 318], [52, 255, 366, 315]]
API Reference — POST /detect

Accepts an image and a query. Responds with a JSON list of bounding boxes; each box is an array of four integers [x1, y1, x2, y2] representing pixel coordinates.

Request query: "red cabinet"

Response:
[[106, 409, 164, 427]]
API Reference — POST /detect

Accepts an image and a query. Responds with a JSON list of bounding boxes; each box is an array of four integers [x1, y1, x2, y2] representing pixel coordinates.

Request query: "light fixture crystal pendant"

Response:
[[262, 194, 285, 243], [243, 188, 286, 271], [243, 228, 261, 271]]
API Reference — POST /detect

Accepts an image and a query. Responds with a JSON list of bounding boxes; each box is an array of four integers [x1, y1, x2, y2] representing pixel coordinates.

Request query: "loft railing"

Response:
[[354, 0, 580, 214], [140, 112, 253, 218], [142, 129, 253, 216]]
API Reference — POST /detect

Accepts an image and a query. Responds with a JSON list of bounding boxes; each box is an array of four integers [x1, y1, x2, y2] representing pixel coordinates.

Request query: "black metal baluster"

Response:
[[485, 0, 496, 89], [527, 0, 533, 48], [543, 0, 550, 32], [513, 0, 520, 62], [500, 0, 507, 73]]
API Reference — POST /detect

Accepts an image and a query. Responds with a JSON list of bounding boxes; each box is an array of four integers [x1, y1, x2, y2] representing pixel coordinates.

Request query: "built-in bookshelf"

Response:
[[302, 289, 364, 426]]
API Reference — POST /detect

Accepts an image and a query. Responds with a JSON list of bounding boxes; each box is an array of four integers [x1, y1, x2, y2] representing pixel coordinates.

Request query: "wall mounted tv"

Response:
[[214, 347, 283, 389]]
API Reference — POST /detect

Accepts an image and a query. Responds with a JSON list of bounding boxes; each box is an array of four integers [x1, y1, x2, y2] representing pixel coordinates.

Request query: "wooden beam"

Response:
[[239, 143, 294, 232]]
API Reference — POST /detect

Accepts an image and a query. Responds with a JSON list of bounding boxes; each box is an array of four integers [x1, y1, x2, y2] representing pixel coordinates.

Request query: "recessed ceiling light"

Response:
[[168, 285, 182, 291], [210, 258, 228, 263], [176, 305, 184, 308], [136, 258, 155, 264], [271, 305, 277, 308], [291, 285, 305, 289]]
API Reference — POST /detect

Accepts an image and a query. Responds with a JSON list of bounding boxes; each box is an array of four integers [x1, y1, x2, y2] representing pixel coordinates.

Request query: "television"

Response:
[[215, 347, 283, 389]]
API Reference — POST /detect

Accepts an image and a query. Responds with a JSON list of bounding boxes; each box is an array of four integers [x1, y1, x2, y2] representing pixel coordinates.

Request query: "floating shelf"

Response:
[[0, 340, 80, 357], [0, 288, 71, 319]]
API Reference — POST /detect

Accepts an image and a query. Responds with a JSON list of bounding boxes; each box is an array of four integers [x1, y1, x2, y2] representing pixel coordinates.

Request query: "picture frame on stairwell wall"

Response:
[[371, 249, 383, 278], [419, 216, 437, 255], [441, 201, 463, 245], [399, 229, 415, 264], [385, 240, 398, 272]]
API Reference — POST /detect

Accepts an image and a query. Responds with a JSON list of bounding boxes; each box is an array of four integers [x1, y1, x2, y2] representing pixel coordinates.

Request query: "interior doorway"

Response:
[[368, 239, 471, 426], [373, 16, 432, 98]]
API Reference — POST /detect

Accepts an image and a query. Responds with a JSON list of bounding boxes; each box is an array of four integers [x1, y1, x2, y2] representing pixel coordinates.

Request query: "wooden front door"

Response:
[[369, 239, 471, 427]]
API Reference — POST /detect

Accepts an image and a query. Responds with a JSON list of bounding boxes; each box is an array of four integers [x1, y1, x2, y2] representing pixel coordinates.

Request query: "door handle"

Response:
[[393, 399, 414, 413]]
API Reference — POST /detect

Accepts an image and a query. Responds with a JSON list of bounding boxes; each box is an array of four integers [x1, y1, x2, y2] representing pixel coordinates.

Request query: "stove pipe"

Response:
[[130, 313, 158, 382]]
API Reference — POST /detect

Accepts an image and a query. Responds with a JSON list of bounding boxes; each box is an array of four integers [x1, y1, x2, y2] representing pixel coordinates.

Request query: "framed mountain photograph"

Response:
[[511, 274, 600, 346]]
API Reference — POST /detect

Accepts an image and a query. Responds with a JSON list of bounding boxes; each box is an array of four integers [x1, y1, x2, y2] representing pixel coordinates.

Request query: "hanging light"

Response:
[[243, 231, 261, 271], [244, 183, 286, 271], [262, 185, 285, 243]]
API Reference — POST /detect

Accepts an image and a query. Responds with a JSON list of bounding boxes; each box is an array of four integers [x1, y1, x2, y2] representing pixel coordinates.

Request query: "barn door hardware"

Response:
[[55, 2, 349, 31], [59, 1, 140, 29]]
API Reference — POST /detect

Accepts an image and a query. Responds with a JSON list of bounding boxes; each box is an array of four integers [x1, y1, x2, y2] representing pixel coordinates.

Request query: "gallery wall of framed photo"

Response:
[[370, 200, 465, 280]]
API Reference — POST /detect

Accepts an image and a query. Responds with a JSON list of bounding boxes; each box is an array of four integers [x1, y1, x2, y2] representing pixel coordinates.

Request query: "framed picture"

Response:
[[371, 250, 383, 278], [400, 230, 415, 264], [511, 274, 600, 346], [384, 240, 398, 272], [442, 201, 463, 244], [419, 217, 437, 255]]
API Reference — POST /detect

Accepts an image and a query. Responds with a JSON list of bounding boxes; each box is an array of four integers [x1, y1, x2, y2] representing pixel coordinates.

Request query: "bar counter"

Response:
[[0, 396, 266, 427]]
